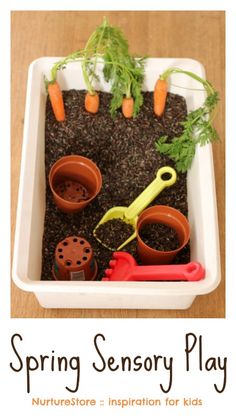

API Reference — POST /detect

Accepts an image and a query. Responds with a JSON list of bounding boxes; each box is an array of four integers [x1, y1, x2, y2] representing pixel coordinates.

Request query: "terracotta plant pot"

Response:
[[49, 155, 102, 213], [52, 235, 98, 281], [136, 205, 190, 265]]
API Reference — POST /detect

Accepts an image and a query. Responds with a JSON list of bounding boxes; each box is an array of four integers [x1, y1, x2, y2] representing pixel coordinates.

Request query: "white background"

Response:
[[1, 0, 235, 418]]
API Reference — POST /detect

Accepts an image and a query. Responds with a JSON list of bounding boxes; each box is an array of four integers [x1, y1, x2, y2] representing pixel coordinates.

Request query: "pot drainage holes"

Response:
[[65, 260, 72, 266], [55, 180, 90, 202], [52, 235, 98, 281]]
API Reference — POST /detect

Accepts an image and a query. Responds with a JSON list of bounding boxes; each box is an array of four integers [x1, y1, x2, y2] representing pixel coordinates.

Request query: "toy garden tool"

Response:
[[93, 166, 177, 250], [102, 252, 205, 282]]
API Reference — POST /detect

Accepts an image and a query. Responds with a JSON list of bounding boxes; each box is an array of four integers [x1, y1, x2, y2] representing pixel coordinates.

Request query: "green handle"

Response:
[[124, 166, 177, 221]]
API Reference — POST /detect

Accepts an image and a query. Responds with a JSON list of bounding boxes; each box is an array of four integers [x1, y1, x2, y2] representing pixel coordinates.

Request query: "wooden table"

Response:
[[11, 11, 225, 318]]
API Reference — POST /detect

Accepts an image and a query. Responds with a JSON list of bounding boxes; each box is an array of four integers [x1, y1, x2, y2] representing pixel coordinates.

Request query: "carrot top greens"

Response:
[[45, 17, 146, 117], [81, 17, 145, 116], [155, 68, 219, 172]]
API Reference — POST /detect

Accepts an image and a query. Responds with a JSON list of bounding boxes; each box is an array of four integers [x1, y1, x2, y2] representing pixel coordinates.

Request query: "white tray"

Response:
[[12, 58, 221, 309]]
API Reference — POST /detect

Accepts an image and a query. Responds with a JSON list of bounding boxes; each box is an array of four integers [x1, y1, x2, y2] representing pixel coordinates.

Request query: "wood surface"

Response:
[[11, 11, 225, 318]]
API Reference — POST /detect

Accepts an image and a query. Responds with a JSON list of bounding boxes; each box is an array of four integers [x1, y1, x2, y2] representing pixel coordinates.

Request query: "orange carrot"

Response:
[[122, 97, 134, 118], [154, 78, 168, 117], [85, 92, 99, 114], [47, 81, 65, 122]]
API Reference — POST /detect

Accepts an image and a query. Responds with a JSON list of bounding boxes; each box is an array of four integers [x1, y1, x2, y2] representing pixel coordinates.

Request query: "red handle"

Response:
[[125, 262, 205, 281]]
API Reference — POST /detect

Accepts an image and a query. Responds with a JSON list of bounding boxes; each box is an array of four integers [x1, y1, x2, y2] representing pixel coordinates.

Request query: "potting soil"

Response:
[[42, 90, 190, 281], [139, 223, 180, 252], [95, 219, 135, 250]]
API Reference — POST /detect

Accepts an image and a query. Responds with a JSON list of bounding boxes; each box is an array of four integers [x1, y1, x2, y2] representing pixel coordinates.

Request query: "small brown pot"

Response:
[[49, 155, 102, 213], [136, 205, 190, 265], [52, 235, 98, 281]]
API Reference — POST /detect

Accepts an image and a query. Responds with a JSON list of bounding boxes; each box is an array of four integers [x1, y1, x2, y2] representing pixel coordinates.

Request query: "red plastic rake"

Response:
[[102, 252, 205, 282]]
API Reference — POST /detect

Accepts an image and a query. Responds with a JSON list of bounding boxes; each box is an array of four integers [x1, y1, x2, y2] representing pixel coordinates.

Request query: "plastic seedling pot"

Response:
[[49, 155, 102, 213], [136, 205, 190, 265], [52, 235, 98, 281], [12, 58, 221, 309]]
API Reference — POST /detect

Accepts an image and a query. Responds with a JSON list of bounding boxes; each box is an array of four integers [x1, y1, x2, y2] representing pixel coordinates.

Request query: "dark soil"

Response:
[[139, 223, 180, 252], [42, 90, 190, 281], [95, 219, 134, 250]]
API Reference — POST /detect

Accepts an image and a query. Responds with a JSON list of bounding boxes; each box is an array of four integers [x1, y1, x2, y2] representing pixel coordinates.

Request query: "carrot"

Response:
[[153, 78, 168, 117], [85, 92, 99, 114], [47, 81, 65, 122], [122, 97, 134, 118]]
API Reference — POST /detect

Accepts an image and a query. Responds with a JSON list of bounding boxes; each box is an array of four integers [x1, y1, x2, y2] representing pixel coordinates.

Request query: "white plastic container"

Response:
[[12, 58, 221, 309]]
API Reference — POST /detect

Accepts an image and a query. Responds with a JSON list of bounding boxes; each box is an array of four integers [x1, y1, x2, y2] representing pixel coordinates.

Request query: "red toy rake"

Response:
[[102, 252, 205, 282]]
